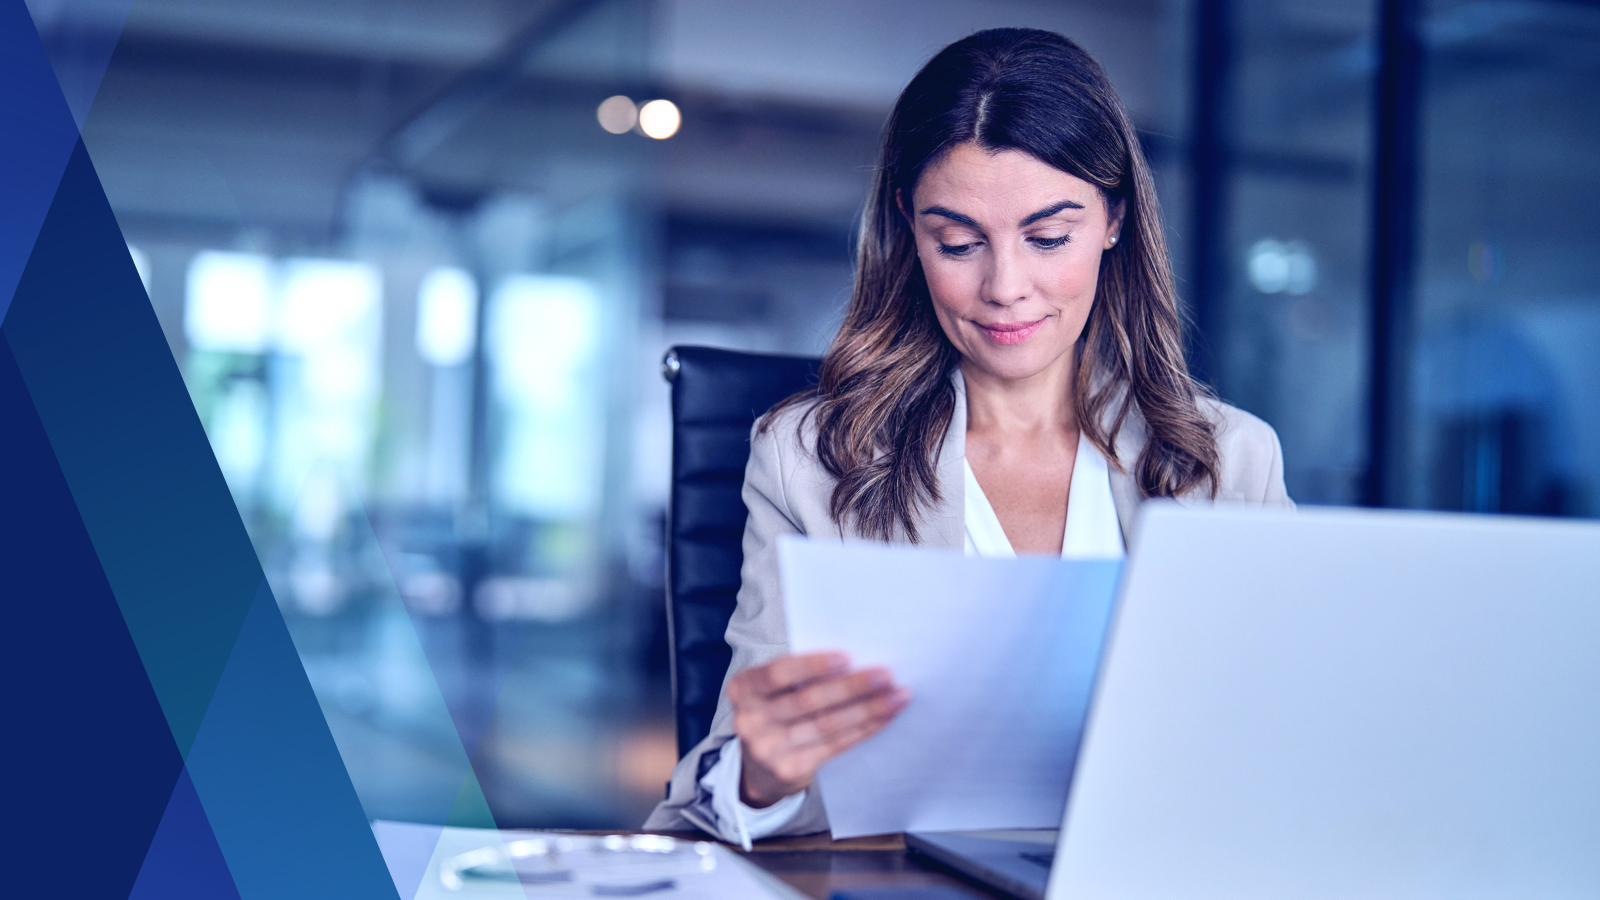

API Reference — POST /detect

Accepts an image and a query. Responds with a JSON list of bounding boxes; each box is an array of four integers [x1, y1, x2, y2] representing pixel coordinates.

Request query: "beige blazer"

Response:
[[644, 370, 1292, 836]]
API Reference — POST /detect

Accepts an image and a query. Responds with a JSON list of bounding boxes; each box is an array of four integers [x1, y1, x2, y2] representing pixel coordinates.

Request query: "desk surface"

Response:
[[665, 831, 1012, 899]]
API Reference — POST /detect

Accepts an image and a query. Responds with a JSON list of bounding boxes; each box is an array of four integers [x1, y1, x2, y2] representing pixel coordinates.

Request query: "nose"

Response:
[[982, 241, 1029, 306]]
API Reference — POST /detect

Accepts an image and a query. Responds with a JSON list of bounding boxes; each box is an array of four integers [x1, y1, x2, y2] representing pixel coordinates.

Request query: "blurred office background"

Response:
[[27, 0, 1600, 828]]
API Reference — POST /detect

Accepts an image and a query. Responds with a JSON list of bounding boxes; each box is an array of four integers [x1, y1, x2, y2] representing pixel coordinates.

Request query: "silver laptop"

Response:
[[911, 503, 1600, 900]]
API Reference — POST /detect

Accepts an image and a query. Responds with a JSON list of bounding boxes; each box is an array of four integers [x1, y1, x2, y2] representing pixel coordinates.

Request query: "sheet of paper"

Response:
[[779, 537, 1121, 838]]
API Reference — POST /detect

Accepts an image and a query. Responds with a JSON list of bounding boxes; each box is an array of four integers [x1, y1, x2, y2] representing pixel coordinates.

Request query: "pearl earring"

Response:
[[1108, 235, 1119, 246]]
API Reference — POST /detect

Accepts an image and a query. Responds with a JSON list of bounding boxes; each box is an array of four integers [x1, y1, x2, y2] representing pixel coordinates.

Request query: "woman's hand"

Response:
[[727, 651, 911, 809]]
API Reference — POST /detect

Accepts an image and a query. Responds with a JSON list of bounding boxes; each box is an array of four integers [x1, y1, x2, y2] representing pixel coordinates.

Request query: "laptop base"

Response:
[[905, 830, 1058, 900]]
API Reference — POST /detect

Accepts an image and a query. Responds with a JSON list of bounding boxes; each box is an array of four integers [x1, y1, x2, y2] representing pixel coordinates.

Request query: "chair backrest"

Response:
[[663, 345, 822, 758]]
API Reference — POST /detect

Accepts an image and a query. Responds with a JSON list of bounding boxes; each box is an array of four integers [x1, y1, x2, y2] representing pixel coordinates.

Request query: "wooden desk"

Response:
[[653, 831, 1010, 899]]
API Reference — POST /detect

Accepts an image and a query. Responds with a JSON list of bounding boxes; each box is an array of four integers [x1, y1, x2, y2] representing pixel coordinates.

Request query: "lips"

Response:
[[976, 318, 1046, 345]]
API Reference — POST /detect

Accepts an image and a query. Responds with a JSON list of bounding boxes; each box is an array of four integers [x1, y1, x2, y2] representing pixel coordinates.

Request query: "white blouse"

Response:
[[699, 432, 1124, 847], [963, 431, 1126, 560]]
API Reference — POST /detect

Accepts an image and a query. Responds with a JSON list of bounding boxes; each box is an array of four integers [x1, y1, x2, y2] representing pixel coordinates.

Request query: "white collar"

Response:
[[962, 431, 1126, 560]]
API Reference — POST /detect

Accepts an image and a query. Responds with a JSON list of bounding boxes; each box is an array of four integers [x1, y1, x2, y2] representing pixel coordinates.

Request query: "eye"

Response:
[[1028, 235, 1071, 250], [937, 242, 980, 258]]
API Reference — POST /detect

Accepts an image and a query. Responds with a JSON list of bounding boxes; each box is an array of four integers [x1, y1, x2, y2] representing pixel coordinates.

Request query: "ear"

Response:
[[1105, 196, 1128, 249]]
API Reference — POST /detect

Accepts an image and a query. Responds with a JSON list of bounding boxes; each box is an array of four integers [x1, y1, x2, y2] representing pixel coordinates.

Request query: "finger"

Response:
[[747, 690, 909, 786], [785, 686, 910, 747], [766, 667, 895, 725], [782, 710, 901, 776], [762, 652, 852, 694], [734, 670, 869, 741], [729, 652, 849, 704], [725, 668, 761, 707], [736, 669, 902, 752], [731, 704, 776, 745], [727, 665, 782, 708]]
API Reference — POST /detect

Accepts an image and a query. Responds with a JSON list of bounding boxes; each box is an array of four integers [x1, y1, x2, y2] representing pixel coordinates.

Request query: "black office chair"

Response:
[[662, 345, 822, 759]]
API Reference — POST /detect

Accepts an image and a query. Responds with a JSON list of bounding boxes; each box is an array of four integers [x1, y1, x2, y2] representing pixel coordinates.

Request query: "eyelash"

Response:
[[936, 235, 1071, 257]]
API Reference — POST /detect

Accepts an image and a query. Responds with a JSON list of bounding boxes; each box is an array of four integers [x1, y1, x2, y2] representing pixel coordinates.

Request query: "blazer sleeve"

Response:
[[1203, 399, 1295, 510], [1259, 422, 1293, 508], [643, 416, 833, 836]]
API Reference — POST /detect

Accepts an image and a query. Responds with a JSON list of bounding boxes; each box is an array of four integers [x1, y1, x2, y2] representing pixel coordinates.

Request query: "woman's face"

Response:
[[908, 143, 1123, 384]]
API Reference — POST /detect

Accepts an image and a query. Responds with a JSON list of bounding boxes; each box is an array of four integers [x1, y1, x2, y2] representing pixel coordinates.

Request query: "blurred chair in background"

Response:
[[661, 346, 821, 758]]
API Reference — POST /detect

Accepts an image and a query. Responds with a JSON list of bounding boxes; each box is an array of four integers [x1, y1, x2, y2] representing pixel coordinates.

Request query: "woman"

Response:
[[646, 27, 1291, 843]]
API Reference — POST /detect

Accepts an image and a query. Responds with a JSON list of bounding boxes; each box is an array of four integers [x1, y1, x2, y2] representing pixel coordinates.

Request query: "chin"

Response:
[[964, 344, 1066, 381]]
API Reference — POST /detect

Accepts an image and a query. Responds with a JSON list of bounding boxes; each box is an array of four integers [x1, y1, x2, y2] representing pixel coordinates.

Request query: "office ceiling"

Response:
[[27, 0, 1175, 245]]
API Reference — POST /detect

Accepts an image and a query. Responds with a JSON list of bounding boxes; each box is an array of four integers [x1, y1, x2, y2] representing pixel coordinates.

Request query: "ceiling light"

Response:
[[597, 95, 637, 135], [637, 99, 681, 140]]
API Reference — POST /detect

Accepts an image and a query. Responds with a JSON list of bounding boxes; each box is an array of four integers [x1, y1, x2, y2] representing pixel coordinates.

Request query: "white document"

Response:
[[779, 537, 1121, 838], [372, 820, 803, 900]]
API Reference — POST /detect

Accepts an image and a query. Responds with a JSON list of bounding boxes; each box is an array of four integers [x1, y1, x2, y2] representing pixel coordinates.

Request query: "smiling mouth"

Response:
[[976, 318, 1046, 345]]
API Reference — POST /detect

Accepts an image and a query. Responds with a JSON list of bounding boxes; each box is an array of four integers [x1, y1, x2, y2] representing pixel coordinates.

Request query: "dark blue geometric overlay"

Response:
[[0, 332, 184, 898], [0, 2, 404, 896]]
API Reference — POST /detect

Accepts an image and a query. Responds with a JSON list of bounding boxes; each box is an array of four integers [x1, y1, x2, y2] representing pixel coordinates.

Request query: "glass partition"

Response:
[[1408, 0, 1600, 516], [1213, 0, 1376, 506]]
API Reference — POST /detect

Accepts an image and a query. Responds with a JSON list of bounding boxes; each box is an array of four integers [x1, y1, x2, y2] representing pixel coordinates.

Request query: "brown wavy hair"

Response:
[[769, 27, 1218, 542]]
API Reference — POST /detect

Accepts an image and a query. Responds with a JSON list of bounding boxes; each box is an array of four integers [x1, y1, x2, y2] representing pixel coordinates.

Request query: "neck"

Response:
[[960, 349, 1078, 436]]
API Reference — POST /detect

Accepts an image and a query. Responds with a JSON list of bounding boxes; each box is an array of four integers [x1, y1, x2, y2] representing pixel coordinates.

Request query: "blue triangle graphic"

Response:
[[0, 0, 83, 326], [128, 767, 243, 900], [28, 0, 134, 131]]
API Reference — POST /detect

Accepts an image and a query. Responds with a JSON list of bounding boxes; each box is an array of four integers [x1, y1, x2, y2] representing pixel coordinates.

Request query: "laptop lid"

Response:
[[1047, 503, 1600, 900]]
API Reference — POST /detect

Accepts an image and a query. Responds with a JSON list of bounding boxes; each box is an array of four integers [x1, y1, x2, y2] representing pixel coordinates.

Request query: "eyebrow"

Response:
[[918, 205, 979, 227], [1020, 200, 1085, 226], [918, 199, 1087, 229]]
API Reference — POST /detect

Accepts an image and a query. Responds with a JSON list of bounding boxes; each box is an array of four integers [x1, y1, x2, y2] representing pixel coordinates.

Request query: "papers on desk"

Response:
[[371, 820, 803, 899], [780, 538, 1122, 839]]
